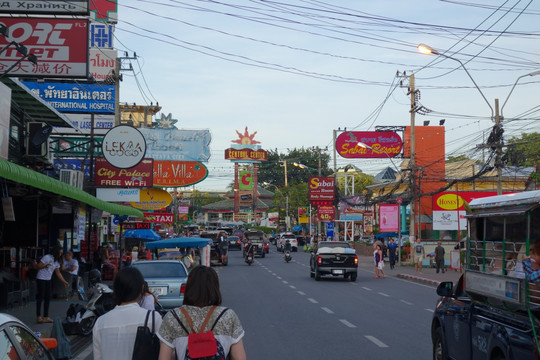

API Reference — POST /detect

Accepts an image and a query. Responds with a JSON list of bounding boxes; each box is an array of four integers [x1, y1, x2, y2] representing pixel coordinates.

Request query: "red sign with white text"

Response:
[[153, 161, 208, 187], [95, 158, 153, 187], [336, 131, 402, 158], [123, 222, 151, 230], [309, 177, 335, 202], [0, 17, 89, 78], [143, 212, 174, 224]]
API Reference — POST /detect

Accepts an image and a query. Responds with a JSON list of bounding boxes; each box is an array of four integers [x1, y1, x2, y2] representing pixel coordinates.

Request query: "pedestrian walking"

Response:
[[63, 250, 79, 299], [414, 238, 425, 274], [373, 243, 386, 278], [157, 265, 246, 360], [219, 232, 229, 264], [35, 246, 69, 323], [93, 267, 163, 360], [140, 281, 159, 311], [435, 241, 446, 273], [387, 238, 398, 269]]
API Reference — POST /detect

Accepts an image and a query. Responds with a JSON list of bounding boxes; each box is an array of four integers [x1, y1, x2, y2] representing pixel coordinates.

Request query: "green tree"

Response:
[[447, 155, 469, 163], [336, 168, 374, 196], [265, 183, 310, 221], [505, 132, 540, 167]]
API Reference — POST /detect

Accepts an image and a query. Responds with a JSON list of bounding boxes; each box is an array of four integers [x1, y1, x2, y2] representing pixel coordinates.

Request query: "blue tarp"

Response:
[[123, 229, 162, 241], [145, 237, 212, 249]]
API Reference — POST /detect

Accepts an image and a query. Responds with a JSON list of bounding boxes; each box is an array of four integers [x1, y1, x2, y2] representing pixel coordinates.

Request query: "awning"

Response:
[[0, 158, 143, 218], [123, 229, 161, 241], [146, 237, 212, 249]]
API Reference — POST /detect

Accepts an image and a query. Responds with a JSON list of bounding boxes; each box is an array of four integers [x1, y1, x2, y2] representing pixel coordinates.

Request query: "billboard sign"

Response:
[[95, 158, 153, 187], [143, 212, 173, 224], [139, 128, 211, 162], [21, 81, 115, 113], [60, 114, 114, 134], [51, 136, 103, 157], [96, 188, 140, 202], [123, 222, 151, 230], [0, 17, 89, 78], [309, 177, 335, 202], [130, 188, 172, 211], [317, 205, 335, 222], [90, 0, 118, 22], [0, 1, 89, 14], [336, 131, 402, 159], [153, 161, 208, 187], [238, 170, 254, 190], [225, 148, 268, 162], [89, 22, 113, 48], [90, 48, 116, 82], [379, 204, 399, 232], [102, 125, 146, 169]]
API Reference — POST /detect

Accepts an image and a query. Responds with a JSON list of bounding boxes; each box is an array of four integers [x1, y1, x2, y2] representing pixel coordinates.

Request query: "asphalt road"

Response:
[[218, 247, 440, 360]]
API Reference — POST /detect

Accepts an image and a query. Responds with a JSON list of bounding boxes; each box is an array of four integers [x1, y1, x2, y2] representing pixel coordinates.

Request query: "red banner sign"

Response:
[[153, 161, 208, 187], [0, 17, 89, 78], [95, 158, 153, 187], [317, 206, 335, 222], [123, 222, 151, 230], [225, 148, 268, 161], [143, 212, 174, 223], [309, 177, 335, 202], [336, 131, 402, 158]]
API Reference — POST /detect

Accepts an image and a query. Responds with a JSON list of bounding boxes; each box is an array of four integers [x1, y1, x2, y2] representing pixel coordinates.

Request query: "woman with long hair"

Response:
[[35, 246, 69, 323]]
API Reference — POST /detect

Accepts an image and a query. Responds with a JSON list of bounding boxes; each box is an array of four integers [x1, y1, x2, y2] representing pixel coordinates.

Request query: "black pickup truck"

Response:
[[309, 241, 358, 281]]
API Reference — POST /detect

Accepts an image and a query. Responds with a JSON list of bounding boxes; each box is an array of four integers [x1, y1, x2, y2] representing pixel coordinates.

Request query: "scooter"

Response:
[[284, 251, 292, 263], [245, 252, 254, 266], [80, 270, 115, 336]]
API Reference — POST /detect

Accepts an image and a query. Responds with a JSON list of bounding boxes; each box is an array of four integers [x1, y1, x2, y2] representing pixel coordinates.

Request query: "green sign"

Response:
[[51, 136, 103, 157]]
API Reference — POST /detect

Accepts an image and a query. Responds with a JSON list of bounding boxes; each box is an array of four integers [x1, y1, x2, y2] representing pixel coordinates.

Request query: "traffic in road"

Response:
[[218, 246, 440, 359]]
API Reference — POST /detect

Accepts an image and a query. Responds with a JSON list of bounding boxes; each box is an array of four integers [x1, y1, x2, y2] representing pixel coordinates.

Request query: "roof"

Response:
[[201, 198, 270, 211]]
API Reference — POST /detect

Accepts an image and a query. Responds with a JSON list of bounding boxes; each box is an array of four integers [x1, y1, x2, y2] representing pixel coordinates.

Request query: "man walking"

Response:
[[414, 238, 425, 274], [435, 241, 446, 273], [388, 238, 398, 269]]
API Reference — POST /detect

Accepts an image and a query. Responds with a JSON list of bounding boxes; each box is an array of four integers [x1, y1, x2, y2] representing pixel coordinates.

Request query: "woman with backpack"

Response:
[[157, 265, 246, 360]]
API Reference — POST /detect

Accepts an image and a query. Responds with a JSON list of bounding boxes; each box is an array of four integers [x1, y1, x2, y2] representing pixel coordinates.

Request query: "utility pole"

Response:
[[312, 146, 328, 176], [113, 53, 137, 125], [494, 98, 503, 195]]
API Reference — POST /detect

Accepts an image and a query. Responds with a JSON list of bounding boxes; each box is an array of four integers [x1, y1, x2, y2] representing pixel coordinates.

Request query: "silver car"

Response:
[[131, 260, 188, 309], [0, 313, 56, 359]]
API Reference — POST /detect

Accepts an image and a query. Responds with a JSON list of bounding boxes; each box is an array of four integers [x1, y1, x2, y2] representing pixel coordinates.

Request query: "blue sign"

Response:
[[90, 23, 114, 48], [53, 158, 91, 177], [326, 222, 334, 238], [21, 81, 115, 114], [139, 128, 211, 162]]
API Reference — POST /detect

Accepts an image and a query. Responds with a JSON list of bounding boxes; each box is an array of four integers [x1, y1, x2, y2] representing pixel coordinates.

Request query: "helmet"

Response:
[[89, 269, 102, 285]]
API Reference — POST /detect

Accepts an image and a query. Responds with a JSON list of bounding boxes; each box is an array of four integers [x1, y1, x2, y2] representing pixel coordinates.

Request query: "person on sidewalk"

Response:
[[35, 246, 69, 323], [387, 238, 398, 269], [414, 238, 425, 274], [63, 251, 79, 298], [435, 241, 446, 273], [373, 243, 386, 278], [93, 267, 163, 360]]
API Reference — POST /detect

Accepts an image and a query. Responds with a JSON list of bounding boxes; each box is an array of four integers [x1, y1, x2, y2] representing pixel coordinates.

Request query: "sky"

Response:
[[114, 0, 540, 191]]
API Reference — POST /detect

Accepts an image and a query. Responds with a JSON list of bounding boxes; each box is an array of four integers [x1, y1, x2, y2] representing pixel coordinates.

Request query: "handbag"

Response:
[[378, 261, 384, 270], [132, 310, 160, 360]]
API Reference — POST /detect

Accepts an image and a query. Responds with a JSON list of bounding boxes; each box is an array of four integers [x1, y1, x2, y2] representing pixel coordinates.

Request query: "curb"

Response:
[[397, 273, 441, 287]]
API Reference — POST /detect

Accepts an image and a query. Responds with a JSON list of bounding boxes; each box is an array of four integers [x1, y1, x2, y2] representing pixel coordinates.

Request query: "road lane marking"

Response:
[[400, 300, 413, 305], [289, 285, 296, 289], [378, 292, 389, 297], [308, 298, 318, 304], [425, 308, 435, 313], [339, 319, 356, 328], [272, 273, 276, 276], [362, 287, 372, 291], [297, 291, 306, 295], [321, 307, 334, 314], [365, 335, 388, 348], [277, 276, 282, 279], [282, 280, 288, 284]]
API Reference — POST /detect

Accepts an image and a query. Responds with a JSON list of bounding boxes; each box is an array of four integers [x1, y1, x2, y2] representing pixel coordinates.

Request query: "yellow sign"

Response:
[[130, 188, 172, 210], [299, 215, 308, 224], [436, 194, 464, 211]]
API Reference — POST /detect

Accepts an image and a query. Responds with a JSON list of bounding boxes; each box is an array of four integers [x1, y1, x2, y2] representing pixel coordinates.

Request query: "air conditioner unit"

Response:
[[26, 122, 51, 157], [59, 170, 84, 189]]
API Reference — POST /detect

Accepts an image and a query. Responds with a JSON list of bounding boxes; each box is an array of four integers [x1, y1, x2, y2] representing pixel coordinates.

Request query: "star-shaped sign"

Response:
[[155, 113, 178, 129]]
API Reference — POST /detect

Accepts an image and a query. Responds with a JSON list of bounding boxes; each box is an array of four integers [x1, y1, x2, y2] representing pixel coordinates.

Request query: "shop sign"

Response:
[[238, 191, 253, 204], [225, 148, 268, 161], [317, 205, 335, 222], [336, 131, 402, 159], [21, 81, 115, 113], [238, 170, 254, 190], [143, 212, 173, 224], [90, 22, 113, 48], [379, 204, 399, 232], [0, 82, 10, 160], [90, 49, 116, 82], [51, 136, 103, 157], [0, 0, 89, 14], [177, 206, 189, 214], [123, 222, 151, 230], [432, 191, 513, 211], [95, 188, 140, 202], [309, 177, 335, 201], [102, 125, 146, 169], [153, 161, 208, 187], [95, 158, 153, 187], [130, 188, 172, 211], [1, 18, 88, 78], [139, 128, 211, 162], [62, 114, 114, 134], [90, 0, 118, 22]]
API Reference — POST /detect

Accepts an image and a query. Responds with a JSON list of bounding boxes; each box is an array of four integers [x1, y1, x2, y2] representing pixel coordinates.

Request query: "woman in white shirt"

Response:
[[93, 267, 162, 360], [35, 246, 69, 323]]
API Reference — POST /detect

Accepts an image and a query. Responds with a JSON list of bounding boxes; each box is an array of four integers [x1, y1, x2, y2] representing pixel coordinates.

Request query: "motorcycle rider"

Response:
[[284, 239, 292, 261], [244, 240, 254, 260]]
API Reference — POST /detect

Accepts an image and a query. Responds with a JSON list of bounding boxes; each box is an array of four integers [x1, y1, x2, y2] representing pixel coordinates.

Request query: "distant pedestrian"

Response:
[[414, 238, 425, 274], [435, 241, 446, 273], [219, 232, 228, 264], [373, 243, 386, 278], [63, 251, 79, 298], [35, 246, 69, 323], [387, 238, 398, 269]]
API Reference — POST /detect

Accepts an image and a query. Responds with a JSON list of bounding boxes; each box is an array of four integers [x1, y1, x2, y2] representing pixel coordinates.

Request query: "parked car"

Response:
[[277, 233, 298, 252], [0, 313, 57, 359], [131, 260, 188, 309], [227, 235, 242, 250]]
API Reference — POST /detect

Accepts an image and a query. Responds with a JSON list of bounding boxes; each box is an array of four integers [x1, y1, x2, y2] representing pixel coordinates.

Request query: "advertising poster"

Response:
[[308, 177, 335, 202], [336, 131, 402, 159], [379, 204, 399, 232], [95, 158, 153, 187], [153, 160, 208, 187]]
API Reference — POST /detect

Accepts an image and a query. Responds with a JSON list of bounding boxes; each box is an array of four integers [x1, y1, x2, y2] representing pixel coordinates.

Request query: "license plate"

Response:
[[150, 286, 166, 296], [332, 270, 344, 275]]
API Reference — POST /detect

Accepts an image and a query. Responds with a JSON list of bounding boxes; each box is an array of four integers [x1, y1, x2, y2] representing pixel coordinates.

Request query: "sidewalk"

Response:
[[357, 254, 462, 287]]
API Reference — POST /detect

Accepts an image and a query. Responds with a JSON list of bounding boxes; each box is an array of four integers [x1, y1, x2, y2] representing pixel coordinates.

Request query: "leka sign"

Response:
[[336, 131, 402, 158]]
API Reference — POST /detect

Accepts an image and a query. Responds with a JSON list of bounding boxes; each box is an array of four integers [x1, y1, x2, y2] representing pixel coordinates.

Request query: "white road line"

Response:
[[272, 273, 276, 276], [289, 285, 296, 289], [282, 280, 288, 284], [378, 292, 390, 297], [277, 276, 282, 279], [308, 298, 318, 304], [362, 287, 372, 291], [339, 319, 356, 328], [400, 299, 414, 305], [365, 335, 389, 348], [321, 307, 334, 314], [297, 291, 306, 296], [425, 308, 435, 313]]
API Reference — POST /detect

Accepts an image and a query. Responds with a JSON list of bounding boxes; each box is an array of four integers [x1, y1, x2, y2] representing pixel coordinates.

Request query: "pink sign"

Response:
[[336, 131, 402, 159], [379, 204, 399, 232]]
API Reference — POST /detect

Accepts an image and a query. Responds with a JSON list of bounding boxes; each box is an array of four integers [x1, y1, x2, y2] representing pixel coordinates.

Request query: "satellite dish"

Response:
[[31, 124, 53, 146]]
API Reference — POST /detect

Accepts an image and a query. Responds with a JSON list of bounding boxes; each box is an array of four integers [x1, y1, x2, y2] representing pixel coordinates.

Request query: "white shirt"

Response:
[[139, 294, 155, 311], [64, 258, 79, 276], [93, 302, 162, 360], [36, 254, 60, 281]]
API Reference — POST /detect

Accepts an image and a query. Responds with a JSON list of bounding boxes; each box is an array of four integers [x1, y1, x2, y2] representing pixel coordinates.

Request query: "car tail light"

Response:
[[317, 255, 322, 266], [354, 255, 358, 267], [180, 283, 186, 294]]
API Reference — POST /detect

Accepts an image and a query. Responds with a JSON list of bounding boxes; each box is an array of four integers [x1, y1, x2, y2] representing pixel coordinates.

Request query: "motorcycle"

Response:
[[245, 252, 254, 265], [284, 251, 292, 263], [80, 269, 115, 336]]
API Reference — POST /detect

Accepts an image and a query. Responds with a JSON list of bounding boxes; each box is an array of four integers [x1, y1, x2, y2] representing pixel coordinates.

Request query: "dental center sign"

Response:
[[102, 125, 146, 169]]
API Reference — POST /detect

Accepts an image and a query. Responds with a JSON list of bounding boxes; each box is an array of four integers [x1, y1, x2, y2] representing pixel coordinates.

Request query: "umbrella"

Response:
[[145, 237, 212, 249], [123, 229, 162, 241]]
